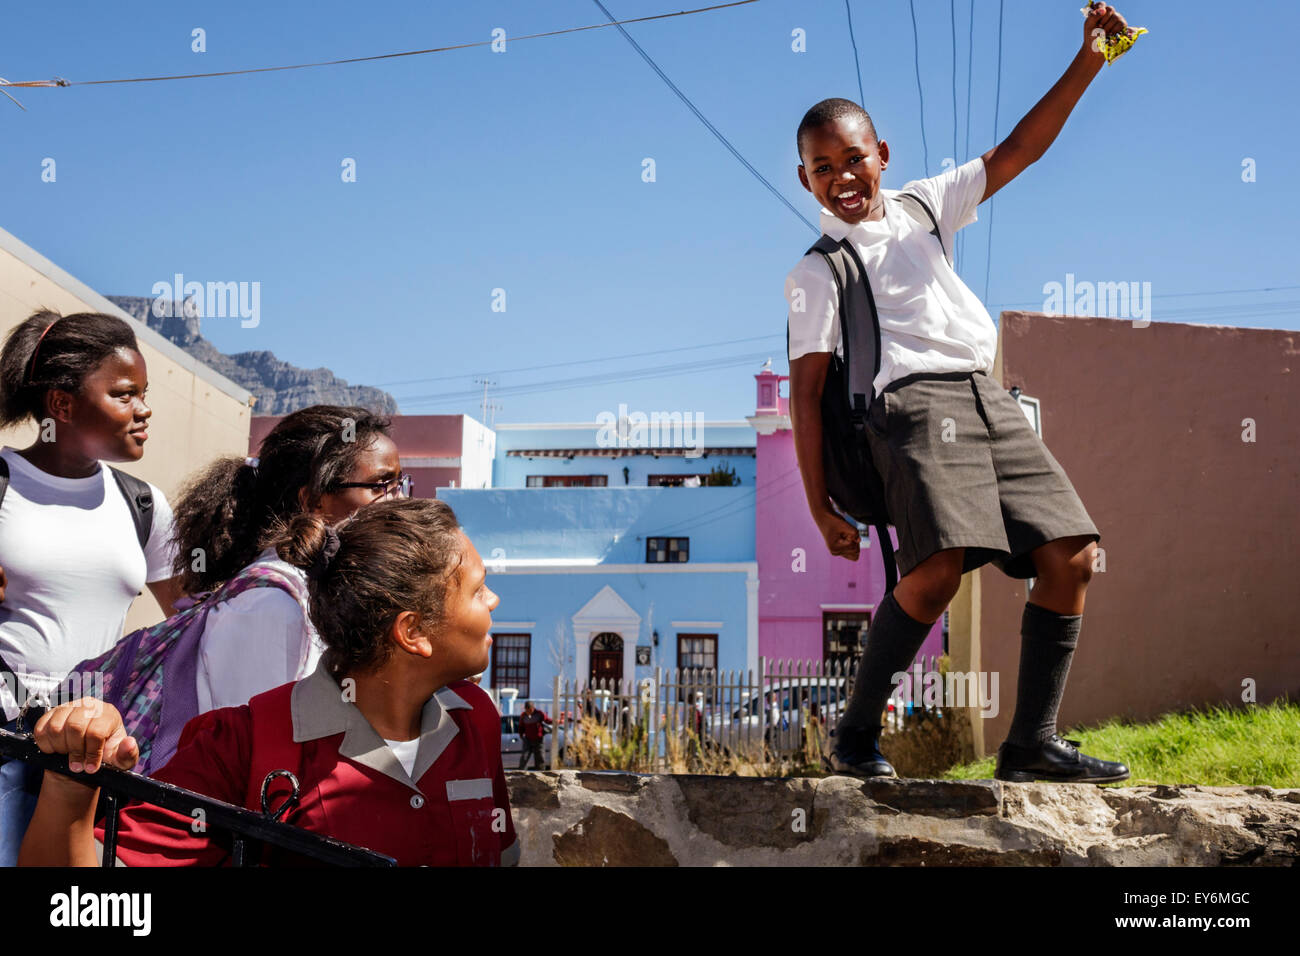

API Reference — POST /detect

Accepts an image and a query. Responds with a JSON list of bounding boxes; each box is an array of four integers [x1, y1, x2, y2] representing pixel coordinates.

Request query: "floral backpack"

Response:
[[66, 563, 312, 777]]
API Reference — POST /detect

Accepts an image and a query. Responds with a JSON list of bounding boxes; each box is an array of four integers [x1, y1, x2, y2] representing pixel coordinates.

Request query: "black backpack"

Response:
[[787, 191, 948, 595]]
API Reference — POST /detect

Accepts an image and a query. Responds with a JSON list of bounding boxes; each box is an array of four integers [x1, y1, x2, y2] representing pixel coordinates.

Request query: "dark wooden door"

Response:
[[589, 632, 624, 688]]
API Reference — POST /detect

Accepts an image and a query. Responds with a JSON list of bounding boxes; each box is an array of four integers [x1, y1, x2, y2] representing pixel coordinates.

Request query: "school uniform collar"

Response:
[[818, 189, 899, 243], [289, 660, 474, 795]]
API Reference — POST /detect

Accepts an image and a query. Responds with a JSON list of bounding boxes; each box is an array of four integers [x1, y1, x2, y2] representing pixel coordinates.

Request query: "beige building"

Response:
[[950, 312, 1298, 757], [0, 226, 254, 632]]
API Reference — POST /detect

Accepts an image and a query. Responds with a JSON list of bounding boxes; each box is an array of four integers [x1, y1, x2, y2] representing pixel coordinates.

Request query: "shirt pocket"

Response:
[[445, 777, 501, 866]]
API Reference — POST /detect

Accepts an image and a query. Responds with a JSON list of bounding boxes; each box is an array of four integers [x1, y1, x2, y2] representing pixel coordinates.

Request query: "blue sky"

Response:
[[4, 2, 1297, 423]]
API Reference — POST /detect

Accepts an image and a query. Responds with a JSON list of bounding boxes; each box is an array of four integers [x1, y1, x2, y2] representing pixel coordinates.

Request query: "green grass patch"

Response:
[[942, 698, 1300, 788]]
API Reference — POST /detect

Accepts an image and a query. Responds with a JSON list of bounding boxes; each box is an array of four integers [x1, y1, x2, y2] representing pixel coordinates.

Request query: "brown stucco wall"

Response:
[[975, 313, 1298, 751]]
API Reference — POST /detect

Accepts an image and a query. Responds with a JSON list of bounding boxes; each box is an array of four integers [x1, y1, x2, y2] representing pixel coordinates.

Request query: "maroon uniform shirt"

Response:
[[94, 662, 520, 867]]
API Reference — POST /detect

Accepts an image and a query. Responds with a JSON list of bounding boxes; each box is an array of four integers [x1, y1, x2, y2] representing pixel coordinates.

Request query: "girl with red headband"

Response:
[[0, 309, 183, 865]]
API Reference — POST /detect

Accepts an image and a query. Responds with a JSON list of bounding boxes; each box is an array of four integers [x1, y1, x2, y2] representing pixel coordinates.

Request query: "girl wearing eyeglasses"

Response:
[[167, 405, 411, 716]]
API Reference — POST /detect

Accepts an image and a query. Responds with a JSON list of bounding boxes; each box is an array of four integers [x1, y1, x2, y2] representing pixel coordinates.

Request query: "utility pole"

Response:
[[474, 377, 497, 426]]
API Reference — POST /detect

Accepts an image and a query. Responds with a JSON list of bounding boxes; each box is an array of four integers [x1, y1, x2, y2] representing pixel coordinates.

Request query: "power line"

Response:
[[987, 283, 1300, 309], [987, 302, 1300, 324], [394, 350, 773, 409], [394, 293, 1300, 413], [951, 0, 959, 171], [652, 464, 805, 537], [908, 0, 931, 177], [654, 457, 891, 541], [845, 1, 865, 108], [3, 1, 759, 89], [959, 0, 975, 270], [394, 282, 1300, 406], [376, 332, 782, 388], [949, 0, 959, 267], [591, 0, 817, 235], [1026, 302, 1300, 322], [983, 0, 1005, 305]]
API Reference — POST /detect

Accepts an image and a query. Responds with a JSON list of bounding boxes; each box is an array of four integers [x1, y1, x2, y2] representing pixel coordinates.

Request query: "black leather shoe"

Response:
[[995, 733, 1130, 784], [829, 750, 897, 778], [829, 725, 897, 778]]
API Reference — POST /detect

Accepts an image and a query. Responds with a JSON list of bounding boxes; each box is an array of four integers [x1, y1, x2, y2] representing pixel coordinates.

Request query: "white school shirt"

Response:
[[0, 447, 177, 720], [195, 547, 322, 713], [784, 156, 997, 397]]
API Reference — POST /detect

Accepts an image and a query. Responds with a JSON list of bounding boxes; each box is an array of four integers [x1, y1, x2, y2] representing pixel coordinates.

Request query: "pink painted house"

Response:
[[746, 366, 945, 667]]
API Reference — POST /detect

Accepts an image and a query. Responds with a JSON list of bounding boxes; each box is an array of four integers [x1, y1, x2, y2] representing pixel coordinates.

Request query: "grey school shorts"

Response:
[[864, 369, 1100, 580]]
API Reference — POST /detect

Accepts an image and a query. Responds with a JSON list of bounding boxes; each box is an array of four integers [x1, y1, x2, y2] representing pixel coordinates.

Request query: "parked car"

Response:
[[499, 713, 566, 770], [703, 677, 850, 759], [703, 677, 934, 758]]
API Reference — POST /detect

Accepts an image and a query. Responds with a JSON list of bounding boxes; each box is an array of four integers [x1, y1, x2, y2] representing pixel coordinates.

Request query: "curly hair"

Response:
[[170, 405, 391, 593]]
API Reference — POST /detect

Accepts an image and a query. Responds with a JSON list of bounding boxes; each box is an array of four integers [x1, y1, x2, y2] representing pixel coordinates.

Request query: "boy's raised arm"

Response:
[[789, 353, 861, 561], [979, 3, 1130, 203]]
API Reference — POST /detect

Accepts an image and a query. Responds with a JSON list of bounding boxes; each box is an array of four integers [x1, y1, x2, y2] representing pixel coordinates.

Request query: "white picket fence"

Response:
[[547, 655, 944, 771]]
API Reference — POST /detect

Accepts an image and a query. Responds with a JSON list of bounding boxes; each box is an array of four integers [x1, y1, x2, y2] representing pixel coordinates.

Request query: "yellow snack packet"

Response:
[[1080, 3, 1148, 63]]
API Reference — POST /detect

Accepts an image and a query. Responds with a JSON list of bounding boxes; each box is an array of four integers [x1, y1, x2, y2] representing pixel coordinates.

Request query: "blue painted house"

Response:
[[438, 416, 758, 710]]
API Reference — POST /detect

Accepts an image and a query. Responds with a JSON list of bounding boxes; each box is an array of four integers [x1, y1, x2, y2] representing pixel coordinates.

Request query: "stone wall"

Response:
[[505, 772, 1300, 866]]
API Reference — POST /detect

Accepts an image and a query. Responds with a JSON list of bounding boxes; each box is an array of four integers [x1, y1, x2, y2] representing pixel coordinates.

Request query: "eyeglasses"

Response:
[[332, 472, 414, 500]]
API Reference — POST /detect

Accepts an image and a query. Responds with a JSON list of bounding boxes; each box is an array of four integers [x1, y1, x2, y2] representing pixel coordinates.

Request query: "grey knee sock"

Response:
[[1005, 601, 1081, 747], [837, 590, 934, 752]]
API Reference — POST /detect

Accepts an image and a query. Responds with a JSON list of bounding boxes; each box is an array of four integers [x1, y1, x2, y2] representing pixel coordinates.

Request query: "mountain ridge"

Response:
[[107, 295, 399, 416]]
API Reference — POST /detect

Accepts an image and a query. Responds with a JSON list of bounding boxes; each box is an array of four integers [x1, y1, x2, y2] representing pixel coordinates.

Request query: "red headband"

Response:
[[26, 318, 60, 386]]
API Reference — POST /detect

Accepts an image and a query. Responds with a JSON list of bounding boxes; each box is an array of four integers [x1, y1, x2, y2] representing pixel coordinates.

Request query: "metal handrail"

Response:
[[0, 728, 396, 867]]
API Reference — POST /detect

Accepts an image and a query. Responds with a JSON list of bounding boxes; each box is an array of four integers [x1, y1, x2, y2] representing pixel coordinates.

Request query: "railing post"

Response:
[[653, 665, 662, 771], [551, 674, 561, 770], [100, 791, 119, 868]]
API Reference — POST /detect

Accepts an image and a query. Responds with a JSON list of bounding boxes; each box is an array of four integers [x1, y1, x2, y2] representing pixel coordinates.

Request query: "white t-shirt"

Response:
[[784, 156, 997, 397], [195, 547, 322, 713], [0, 447, 176, 720]]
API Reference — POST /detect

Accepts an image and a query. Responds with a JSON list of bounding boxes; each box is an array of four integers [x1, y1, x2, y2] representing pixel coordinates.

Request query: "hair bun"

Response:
[[274, 513, 331, 571], [308, 526, 342, 581]]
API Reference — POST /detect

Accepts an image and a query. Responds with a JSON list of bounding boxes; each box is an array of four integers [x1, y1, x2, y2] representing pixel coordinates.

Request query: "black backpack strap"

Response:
[[895, 191, 951, 269], [874, 521, 898, 595], [804, 237, 881, 428], [0, 457, 34, 714], [788, 244, 842, 365], [108, 466, 155, 552], [795, 239, 898, 595], [0, 458, 152, 552], [836, 239, 883, 427]]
